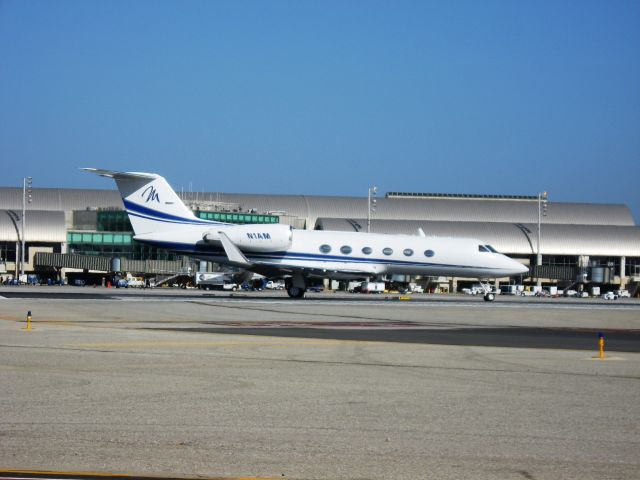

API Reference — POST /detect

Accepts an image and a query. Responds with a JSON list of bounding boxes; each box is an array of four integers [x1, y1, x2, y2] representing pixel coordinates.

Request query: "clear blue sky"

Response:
[[1, 0, 639, 220]]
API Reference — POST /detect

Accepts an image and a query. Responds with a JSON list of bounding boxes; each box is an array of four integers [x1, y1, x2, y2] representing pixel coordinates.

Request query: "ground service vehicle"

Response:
[[266, 280, 285, 290], [195, 272, 238, 291], [125, 276, 145, 288], [361, 281, 385, 293]]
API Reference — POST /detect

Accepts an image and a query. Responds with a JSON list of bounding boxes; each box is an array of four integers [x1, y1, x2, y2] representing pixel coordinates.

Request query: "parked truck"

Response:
[[195, 272, 238, 291], [360, 281, 385, 293], [500, 285, 525, 295]]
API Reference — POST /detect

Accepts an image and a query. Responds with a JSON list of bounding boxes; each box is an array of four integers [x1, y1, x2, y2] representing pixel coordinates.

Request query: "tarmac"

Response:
[[1, 287, 639, 479]]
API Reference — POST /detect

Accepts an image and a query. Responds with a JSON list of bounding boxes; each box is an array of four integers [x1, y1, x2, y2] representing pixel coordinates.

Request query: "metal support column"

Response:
[[367, 186, 377, 233], [20, 176, 33, 278], [536, 191, 548, 288]]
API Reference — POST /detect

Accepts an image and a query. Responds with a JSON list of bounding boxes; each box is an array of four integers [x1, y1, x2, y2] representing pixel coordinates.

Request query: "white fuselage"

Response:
[[135, 225, 528, 280], [84, 168, 529, 286]]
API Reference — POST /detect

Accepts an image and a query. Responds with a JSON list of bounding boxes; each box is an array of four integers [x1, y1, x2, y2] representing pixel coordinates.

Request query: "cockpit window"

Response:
[[485, 245, 498, 253], [478, 245, 490, 252]]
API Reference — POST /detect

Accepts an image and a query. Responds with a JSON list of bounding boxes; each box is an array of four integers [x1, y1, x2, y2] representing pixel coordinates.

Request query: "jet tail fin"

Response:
[[83, 168, 200, 235]]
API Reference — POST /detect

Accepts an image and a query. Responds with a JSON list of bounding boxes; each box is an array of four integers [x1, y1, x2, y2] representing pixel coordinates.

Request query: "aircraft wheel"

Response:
[[287, 286, 306, 299], [483, 292, 495, 302]]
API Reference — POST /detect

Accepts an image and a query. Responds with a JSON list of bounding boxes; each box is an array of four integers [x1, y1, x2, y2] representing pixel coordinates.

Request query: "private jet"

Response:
[[84, 168, 528, 300]]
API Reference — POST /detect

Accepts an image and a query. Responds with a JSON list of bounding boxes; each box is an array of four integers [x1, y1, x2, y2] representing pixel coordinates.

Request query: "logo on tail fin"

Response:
[[142, 186, 160, 203]]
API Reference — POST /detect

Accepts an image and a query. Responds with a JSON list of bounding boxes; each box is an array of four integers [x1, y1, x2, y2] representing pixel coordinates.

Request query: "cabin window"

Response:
[[340, 245, 352, 255], [485, 245, 498, 253], [478, 245, 490, 252], [383, 247, 393, 256], [424, 249, 435, 257], [362, 246, 373, 255], [403, 248, 414, 256], [319, 244, 332, 253]]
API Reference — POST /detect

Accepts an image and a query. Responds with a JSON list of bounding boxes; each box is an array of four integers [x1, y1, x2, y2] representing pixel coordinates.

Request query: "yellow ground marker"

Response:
[[21, 310, 33, 331], [598, 332, 605, 359]]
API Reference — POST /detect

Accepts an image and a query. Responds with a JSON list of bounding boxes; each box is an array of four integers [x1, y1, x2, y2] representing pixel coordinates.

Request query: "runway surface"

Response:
[[3, 287, 640, 352], [157, 325, 640, 352], [2, 287, 640, 309], [1, 287, 639, 479]]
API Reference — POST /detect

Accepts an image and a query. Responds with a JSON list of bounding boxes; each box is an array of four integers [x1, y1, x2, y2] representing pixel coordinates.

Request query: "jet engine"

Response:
[[203, 223, 293, 252]]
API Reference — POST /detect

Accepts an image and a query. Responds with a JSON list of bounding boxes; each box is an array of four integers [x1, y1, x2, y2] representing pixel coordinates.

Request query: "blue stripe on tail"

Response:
[[123, 199, 230, 226]]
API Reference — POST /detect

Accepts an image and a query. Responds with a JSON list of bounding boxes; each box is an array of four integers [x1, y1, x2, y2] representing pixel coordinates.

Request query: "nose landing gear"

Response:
[[478, 281, 496, 302]]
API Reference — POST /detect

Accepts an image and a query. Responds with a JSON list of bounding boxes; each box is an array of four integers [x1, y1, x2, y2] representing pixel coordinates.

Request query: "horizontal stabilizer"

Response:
[[82, 168, 158, 179]]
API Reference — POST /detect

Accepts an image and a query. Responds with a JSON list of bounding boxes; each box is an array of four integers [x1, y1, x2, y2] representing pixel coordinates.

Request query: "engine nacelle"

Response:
[[203, 223, 293, 252]]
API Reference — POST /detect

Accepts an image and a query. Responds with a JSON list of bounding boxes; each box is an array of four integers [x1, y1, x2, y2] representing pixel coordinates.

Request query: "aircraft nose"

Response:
[[503, 256, 528, 275]]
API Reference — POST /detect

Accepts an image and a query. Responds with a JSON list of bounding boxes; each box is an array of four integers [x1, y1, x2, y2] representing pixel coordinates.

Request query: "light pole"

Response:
[[367, 186, 377, 233], [21, 176, 33, 278], [536, 191, 548, 288]]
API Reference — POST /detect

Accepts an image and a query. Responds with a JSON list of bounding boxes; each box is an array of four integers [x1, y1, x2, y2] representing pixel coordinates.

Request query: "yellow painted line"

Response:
[[0, 469, 275, 480]]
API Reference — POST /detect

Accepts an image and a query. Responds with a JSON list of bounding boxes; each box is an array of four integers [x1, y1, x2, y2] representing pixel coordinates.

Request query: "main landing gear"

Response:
[[285, 276, 306, 299], [286, 286, 306, 299]]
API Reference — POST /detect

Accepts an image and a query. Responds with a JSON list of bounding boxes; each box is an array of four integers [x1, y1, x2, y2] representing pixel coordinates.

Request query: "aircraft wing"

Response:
[[251, 264, 375, 281], [218, 232, 253, 268], [216, 233, 373, 280]]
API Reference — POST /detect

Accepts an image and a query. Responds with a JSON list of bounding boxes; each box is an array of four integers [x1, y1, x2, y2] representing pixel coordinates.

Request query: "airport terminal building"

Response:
[[1, 185, 639, 293]]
